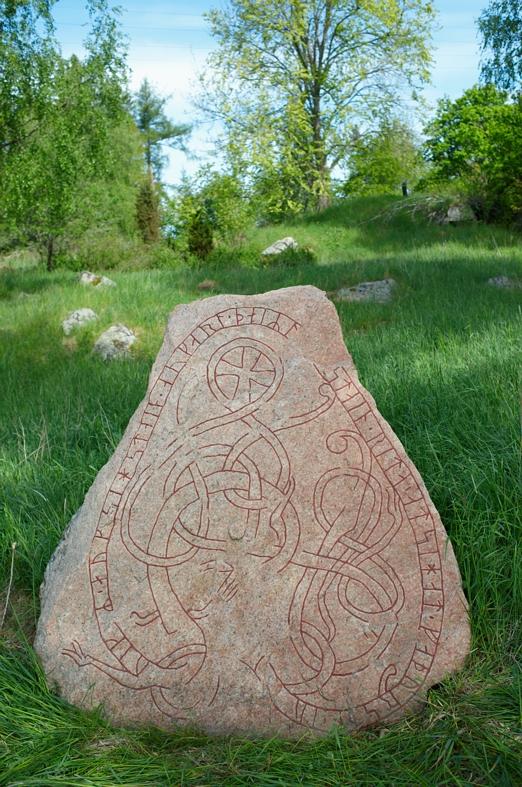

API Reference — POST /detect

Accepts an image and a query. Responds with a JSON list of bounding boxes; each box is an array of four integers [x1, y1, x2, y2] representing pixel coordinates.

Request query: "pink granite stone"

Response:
[[35, 286, 470, 737]]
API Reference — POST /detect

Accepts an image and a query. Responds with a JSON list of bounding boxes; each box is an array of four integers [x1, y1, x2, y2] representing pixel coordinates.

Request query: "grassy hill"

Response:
[[1, 197, 521, 784]]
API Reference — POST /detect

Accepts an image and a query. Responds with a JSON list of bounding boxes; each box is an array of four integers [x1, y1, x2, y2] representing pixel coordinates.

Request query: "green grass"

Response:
[[1, 197, 521, 785]]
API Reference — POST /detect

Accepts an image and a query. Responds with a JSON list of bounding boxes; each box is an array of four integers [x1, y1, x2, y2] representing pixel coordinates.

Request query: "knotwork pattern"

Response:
[[63, 305, 445, 733]]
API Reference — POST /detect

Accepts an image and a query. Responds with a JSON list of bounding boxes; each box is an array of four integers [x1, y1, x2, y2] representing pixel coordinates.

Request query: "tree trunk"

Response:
[[317, 188, 331, 211], [46, 236, 55, 272], [310, 86, 331, 211], [312, 148, 332, 211]]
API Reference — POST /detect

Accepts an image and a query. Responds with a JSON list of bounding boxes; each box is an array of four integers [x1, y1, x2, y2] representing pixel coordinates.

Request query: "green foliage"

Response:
[[260, 244, 317, 267], [0, 0, 56, 153], [202, 245, 261, 268], [202, 169, 254, 244], [423, 85, 522, 222], [478, 0, 522, 90], [39, 229, 181, 272], [146, 242, 183, 269], [423, 85, 507, 182], [172, 168, 253, 255], [249, 144, 316, 221], [136, 175, 161, 244], [202, 0, 435, 215], [344, 120, 426, 196], [0, 1, 141, 269], [187, 207, 214, 259], [132, 78, 190, 180], [65, 116, 144, 239], [487, 97, 522, 220]]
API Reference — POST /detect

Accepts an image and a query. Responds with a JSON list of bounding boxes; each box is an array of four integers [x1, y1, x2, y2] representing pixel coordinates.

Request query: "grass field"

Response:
[[1, 198, 521, 785]]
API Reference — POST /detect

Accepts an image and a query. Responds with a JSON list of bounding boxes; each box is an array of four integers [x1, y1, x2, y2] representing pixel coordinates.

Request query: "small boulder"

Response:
[[62, 308, 98, 336], [441, 204, 475, 224], [335, 278, 397, 304], [79, 271, 116, 288], [93, 325, 136, 361], [487, 275, 522, 289], [261, 237, 298, 256]]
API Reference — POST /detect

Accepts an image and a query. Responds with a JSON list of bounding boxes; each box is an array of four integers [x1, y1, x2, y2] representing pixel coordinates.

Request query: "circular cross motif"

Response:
[[207, 338, 281, 411], [74, 310, 451, 737]]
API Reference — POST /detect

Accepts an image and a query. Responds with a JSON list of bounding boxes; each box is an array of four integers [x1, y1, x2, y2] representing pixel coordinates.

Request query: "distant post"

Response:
[[401, 181, 409, 197]]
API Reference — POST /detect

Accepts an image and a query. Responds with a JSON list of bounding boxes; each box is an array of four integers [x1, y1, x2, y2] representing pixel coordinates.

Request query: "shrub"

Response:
[[171, 168, 254, 251], [55, 232, 141, 271], [54, 229, 182, 271], [260, 245, 317, 267], [187, 206, 214, 259], [204, 246, 260, 268], [136, 177, 160, 243], [343, 120, 426, 197], [147, 243, 183, 269]]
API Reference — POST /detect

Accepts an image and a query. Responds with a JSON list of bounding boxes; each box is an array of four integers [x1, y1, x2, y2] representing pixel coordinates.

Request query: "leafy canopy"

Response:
[[478, 0, 522, 91], [202, 0, 435, 215], [0, 0, 139, 268], [344, 119, 425, 195], [423, 84, 508, 181], [423, 84, 522, 223], [0, 0, 57, 150]]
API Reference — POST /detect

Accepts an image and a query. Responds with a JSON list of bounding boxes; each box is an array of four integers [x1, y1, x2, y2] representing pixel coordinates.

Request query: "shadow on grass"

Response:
[[274, 195, 522, 259], [170, 253, 522, 337], [0, 314, 152, 588], [0, 265, 74, 300]]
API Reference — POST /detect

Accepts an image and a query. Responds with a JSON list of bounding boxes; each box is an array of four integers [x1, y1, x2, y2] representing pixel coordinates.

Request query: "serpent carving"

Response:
[[63, 305, 447, 732]]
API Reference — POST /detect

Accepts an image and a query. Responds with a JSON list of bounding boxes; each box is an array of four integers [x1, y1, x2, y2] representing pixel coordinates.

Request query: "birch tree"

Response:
[[202, 0, 435, 213]]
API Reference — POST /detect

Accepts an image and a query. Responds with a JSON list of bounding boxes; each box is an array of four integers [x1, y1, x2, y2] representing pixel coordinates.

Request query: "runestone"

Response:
[[35, 286, 470, 737]]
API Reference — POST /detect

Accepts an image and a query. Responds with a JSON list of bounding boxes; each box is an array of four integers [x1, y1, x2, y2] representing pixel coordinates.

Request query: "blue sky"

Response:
[[54, 0, 486, 183]]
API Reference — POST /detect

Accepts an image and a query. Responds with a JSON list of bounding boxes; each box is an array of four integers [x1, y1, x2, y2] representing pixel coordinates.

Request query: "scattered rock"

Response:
[[335, 278, 397, 303], [36, 286, 470, 738], [79, 271, 116, 288], [261, 237, 298, 256], [197, 279, 218, 292], [487, 275, 522, 289], [93, 324, 136, 360], [62, 308, 98, 336], [440, 204, 475, 224]]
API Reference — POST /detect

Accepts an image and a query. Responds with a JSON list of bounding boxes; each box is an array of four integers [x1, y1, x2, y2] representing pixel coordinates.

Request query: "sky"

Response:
[[53, 0, 486, 184]]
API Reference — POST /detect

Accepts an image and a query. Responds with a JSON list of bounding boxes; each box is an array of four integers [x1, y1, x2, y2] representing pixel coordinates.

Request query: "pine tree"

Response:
[[132, 80, 190, 243]]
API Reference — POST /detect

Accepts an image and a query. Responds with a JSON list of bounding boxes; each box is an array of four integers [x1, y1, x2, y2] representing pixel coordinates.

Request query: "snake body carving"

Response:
[[63, 305, 447, 733]]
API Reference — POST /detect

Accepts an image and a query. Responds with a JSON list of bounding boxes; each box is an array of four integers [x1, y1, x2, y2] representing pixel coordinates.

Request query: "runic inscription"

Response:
[[35, 286, 470, 737]]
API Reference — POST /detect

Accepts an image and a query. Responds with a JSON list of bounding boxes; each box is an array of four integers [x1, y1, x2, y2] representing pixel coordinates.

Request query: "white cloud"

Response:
[[128, 47, 208, 107]]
